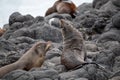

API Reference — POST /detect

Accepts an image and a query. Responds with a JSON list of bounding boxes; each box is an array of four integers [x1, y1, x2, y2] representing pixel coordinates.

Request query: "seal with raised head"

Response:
[[0, 41, 51, 78], [60, 19, 86, 70], [45, 0, 77, 18]]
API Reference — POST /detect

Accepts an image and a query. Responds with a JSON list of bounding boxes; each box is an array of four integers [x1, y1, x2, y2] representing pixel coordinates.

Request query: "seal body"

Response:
[[0, 41, 51, 78], [45, 0, 77, 18], [0, 28, 6, 37], [60, 19, 86, 70]]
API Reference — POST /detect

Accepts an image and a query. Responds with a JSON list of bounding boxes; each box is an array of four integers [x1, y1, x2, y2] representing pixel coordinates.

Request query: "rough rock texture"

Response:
[[92, 0, 109, 9], [0, 0, 120, 79]]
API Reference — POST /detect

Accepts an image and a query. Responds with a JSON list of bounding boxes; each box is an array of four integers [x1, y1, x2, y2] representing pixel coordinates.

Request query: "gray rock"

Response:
[[112, 0, 120, 7], [34, 16, 44, 23], [35, 24, 62, 43], [2, 70, 34, 80], [100, 1, 119, 12], [74, 10, 98, 28], [30, 69, 58, 80], [97, 30, 120, 43], [59, 64, 109, 80], [3, 24, 9, 30], [9, 36, 36, 44], [92, 0, 109, 9], [77, 3, 93, 16], [75, 78, 88, 80], [85, 42, 98, 52], [9, 12, 21, 25], [112, 12, 120, 29], [49, 18, 61, 28], [45, 48, 62, 60], [9, 28, 36, 39], [109, 76, 120, 80], [113, 56, 120, 71], [9, 22, 23, 31], [93, 47, 120, 70], [9, 12, 34, 26]]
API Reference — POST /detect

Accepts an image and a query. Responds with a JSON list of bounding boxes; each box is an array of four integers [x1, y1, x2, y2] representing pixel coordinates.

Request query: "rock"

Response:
[[34, 16, 44, 23], [59, 64, 109, 80], [9, 22, 23, 31], [2, 70, 34, 80], [77, 3, 93, 16], [112, 12, 120, 29], [34, 24, 62, 43], [45, 48, 62, 60], [91, 17, 107, 34], [109, 76, 120, 80], [9, 36, 36, 44], [74, 10, 98, 28], [100, 0, 119, 12], [75, 78, 88, 80], [87, 52, 99, 58], [0, 39, 16, 52], [9, 12, 21, 25], [85, 41, 98, 52], [9, 28, 36, 39], [92, 0, 109, 9], [111, 0, 120, 7], [3, 24, 9, 30], [9, 12, 34, 25], [97, 30, 120, 43], [93, 47, 119, 70], [113, 56, 120, 71], [30, 69, 58, 80], [49, 18, 61, 28]]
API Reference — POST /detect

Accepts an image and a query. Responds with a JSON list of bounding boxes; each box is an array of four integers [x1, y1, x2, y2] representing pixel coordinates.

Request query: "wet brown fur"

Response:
[[45, 0, 77, 18], [60, 19, 86, 70], [0, 28, 6, 37]]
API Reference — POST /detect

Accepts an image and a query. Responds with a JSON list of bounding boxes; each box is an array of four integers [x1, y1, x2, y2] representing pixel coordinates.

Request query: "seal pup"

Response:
[[45, 0, 77, 18], [0, 41, 51, 78], [60, 19, 86, 70]]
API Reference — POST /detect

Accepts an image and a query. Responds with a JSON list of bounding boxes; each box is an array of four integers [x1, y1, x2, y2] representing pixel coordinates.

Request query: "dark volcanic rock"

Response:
[[59, 64, 109, 80], [100, 0, 120, 12], [92, 0, 109, 9], [112, 0, 120, 7], [30, 69, 58, 80], [9, 12, 34, 25], [2, 70, 34, 80], [97, 30, 120, 43], [112, 12, 120, 29], [34, 24, 62, 43], [77, 3, 93, 16]]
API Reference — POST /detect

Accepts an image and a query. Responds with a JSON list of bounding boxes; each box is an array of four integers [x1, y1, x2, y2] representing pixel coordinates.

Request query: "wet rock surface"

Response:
[[0, 0, 120, 79]]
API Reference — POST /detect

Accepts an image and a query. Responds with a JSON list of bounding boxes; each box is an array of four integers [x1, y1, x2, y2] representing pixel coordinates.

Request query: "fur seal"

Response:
[[45, 0, 77, 18], [0, 28, 6, 37], [0, 41, 51, 78], [60, 19, 86, 70]]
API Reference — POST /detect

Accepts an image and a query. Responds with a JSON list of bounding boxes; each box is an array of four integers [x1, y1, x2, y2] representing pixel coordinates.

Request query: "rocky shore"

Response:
[[0, 0, 120, 80]]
